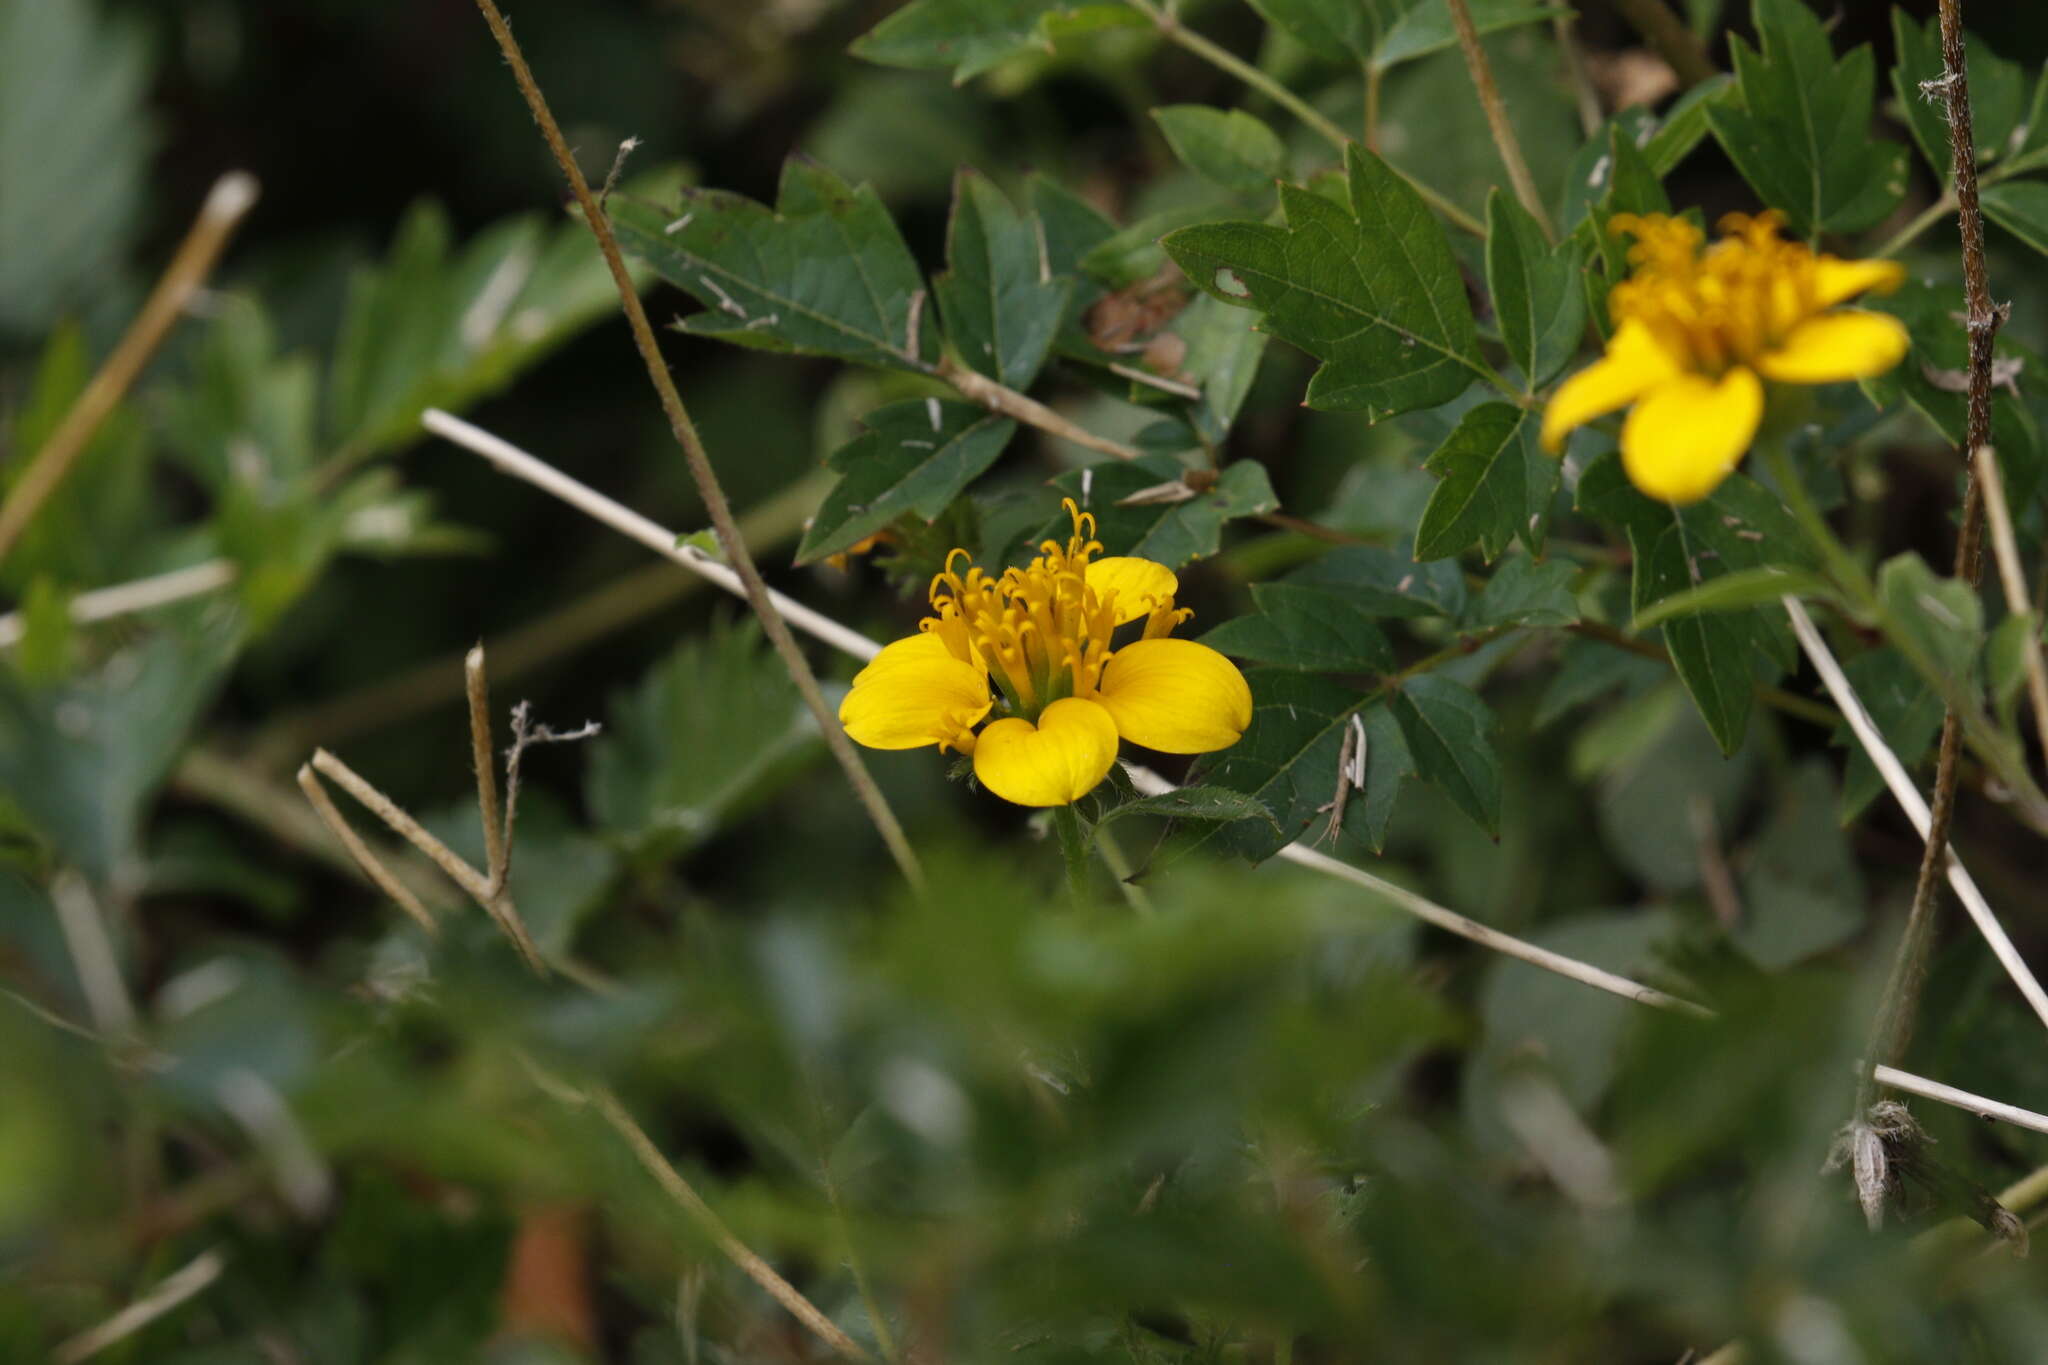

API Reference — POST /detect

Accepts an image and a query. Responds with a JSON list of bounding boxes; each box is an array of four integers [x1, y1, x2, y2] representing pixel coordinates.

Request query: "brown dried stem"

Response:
[[466, 646, 510, 894], [1445, 0, 1554, 241], [937, 357, 1143, 461], [0, 173, 259, 563], [469, 0, 923, 890], [294, 764, 439, 937]]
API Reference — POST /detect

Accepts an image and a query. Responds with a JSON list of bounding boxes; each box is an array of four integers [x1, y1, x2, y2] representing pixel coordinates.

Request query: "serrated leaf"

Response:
[[798, 400, 1016, 564], [1152, 105, 1286, 198], [1890, 13, 2037, 183], [934, 170, 1071, 389], [585, 625, 823, 857], [1877, 552, 1983, 687], [1198, 584, 1395, 673], [1285, 543, 1468, 620], [1485, 192, 1586, 389], [1248, 0, 1557, 71], [1415, 402, 1539, 563], [1706, 0, 1907, 235], [1162, 144, 1485, 420], [1190, 671, 1367, 861], [0, 0, 153, 335], [1095, 786, 1281, 835], [1981, 180, 2048, 257], [1387, 674, 1500, 835], [850, 0, 1135, 82], [611, 160, 930, 372], [1042, 457, 1276, 568], [1629, 565, 1833, 632], [1473, 556, 1578, 627]]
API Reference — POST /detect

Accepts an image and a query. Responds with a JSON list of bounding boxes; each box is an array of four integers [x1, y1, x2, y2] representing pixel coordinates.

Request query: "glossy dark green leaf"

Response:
[[1706, 0, 1907, 235], [1246, 0, 1553, 71], [1199, 584, 1395, 674], [1387, 674, 1500, 836], [934, 170, 1071, 389], [1485, 192, 1586, 390], [1041, 457, 1277, 568], [611, 160, 930, 371], [1095, 786, 1282, 835], [1369, 0, 1560, 71], [1414, 402, 1540, 563], [1163, 145, 1484, 420], [1286, 543, 1468, 620], [1473, 556, 1578, 628], [797, 400, 1015, 565], [849, 0, 1137, 82], [1152, 105, 1286, 198], [1190, 671, 1369, 861]]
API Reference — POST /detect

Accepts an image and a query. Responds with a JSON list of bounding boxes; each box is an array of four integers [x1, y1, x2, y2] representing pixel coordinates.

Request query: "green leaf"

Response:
[[1152, 105, 1287, 198], [1246, 0, 1556, 72], [1162, 144, 1484, 421], [1414, 403, 1540, 563], [934, 170, 1072, 389], [1473, 556, 1578, 627], [1642, 74, 1735, 175], [1285, 544, 1468, 620], [1537, 637, 1666, 727], [1877, 552, 1984, 688], [1889, 13, 2038, 182], [797, 400, 1016, 565], [1629, 565, 1833, 632], [1095, 786, 1282, 836], [585, 625, 823, 858], [1369, 0, 1561, 71], [1191, 672, 1370, 861], [1734, 759, 1866, 970], [849, 0, 1136, 82], [0, 627, 234, 882], [1831, 647, 1942, 821], [1040, 457, 1277, 568], [611, 160, 930, 372], [1706, 0, 1908, 235], [0, 0, 153, 335], [1175, 292, 1272, 439], [1485, 192, 1586, 389], [1981, 180, 2048, 257], [1988, 611, 2037, 727], [1198, 584, 1395, 673], [1387, 674, 1500, 836]]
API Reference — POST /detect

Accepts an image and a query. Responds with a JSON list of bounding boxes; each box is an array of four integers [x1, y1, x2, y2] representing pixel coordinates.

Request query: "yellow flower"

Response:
[[838, 501, 1253, 807], [1541, 212, 1909, 504]]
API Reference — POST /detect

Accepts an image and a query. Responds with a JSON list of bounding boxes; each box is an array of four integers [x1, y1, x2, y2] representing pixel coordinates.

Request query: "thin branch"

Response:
[[467, 0, 922, 890], [0, 559, 235, 649], [937, 357, 1144, 461], [0, 173, 259, 564], [466, 646, 509, 894], [424, 411, 883, 664], [1872, 1064, 2048, 1138], [1446, 0, 1554, 241], [49, 872, 137, 1037], [1782, 597, 2048, 1036], [294, 763, 439, 936], [1608, 0, 1717, 89], [53, 1248, 227, 1365], [1975, 447, 2048, 774], [580, 1084, 874, 1360]]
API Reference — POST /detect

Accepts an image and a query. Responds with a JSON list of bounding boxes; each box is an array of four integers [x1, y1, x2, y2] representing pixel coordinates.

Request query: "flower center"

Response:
[[1607, 212, 1827, 377]]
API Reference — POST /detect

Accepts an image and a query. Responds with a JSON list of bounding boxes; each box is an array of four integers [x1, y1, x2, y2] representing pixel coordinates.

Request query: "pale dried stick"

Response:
[[50, 872, 137, 1036], [466, 646, 509, 893], [308, 747, 546, 972], [53, 1248, 227, 1365], [295, 763, 438, 936], [468, 0, 920, 890], [423, 410, 883, 664], [0, 173, 259, 563], [425, 415, 2048, 1141], [1782, 596, 2048, 1034], [1871, 1064, 2048, 1137], [1446, 0, 1553, 240], [0, 559, 235, 649], [1974, 447, 2048, 775], [936, 357, 1143, 461], [585, 1085, 873, 1360]]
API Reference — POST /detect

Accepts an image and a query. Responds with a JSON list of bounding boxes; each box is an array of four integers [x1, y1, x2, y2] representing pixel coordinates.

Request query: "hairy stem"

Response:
[[469, 0, 922, 889], [1446, 0, 1554, 241]]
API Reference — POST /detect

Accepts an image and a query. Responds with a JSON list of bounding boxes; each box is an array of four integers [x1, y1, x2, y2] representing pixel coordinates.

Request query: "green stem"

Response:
[[1875, 191, 1958, 260], [1052, 805, 1091, 902], [1761, 439, 1873, 606], [1094, 825, 1153, 915]]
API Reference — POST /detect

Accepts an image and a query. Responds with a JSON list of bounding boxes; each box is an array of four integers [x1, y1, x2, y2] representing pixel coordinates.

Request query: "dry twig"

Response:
[[1974, 447, 2048, 774], [1445, 0, 1553, 240]]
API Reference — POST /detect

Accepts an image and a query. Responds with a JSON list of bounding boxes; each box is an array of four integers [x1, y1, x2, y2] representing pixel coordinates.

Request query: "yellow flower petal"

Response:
[[1619, 367, 1764, 505], [840, 636, 991, 750], [1754, 309, 1910, 385], [1086, 556, 1179, 626], [1095, 638, 1253, 754], [1812, 256, 1906, 309], [1540, 320, 1683, 453], [972, 697, 1120, 806]]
